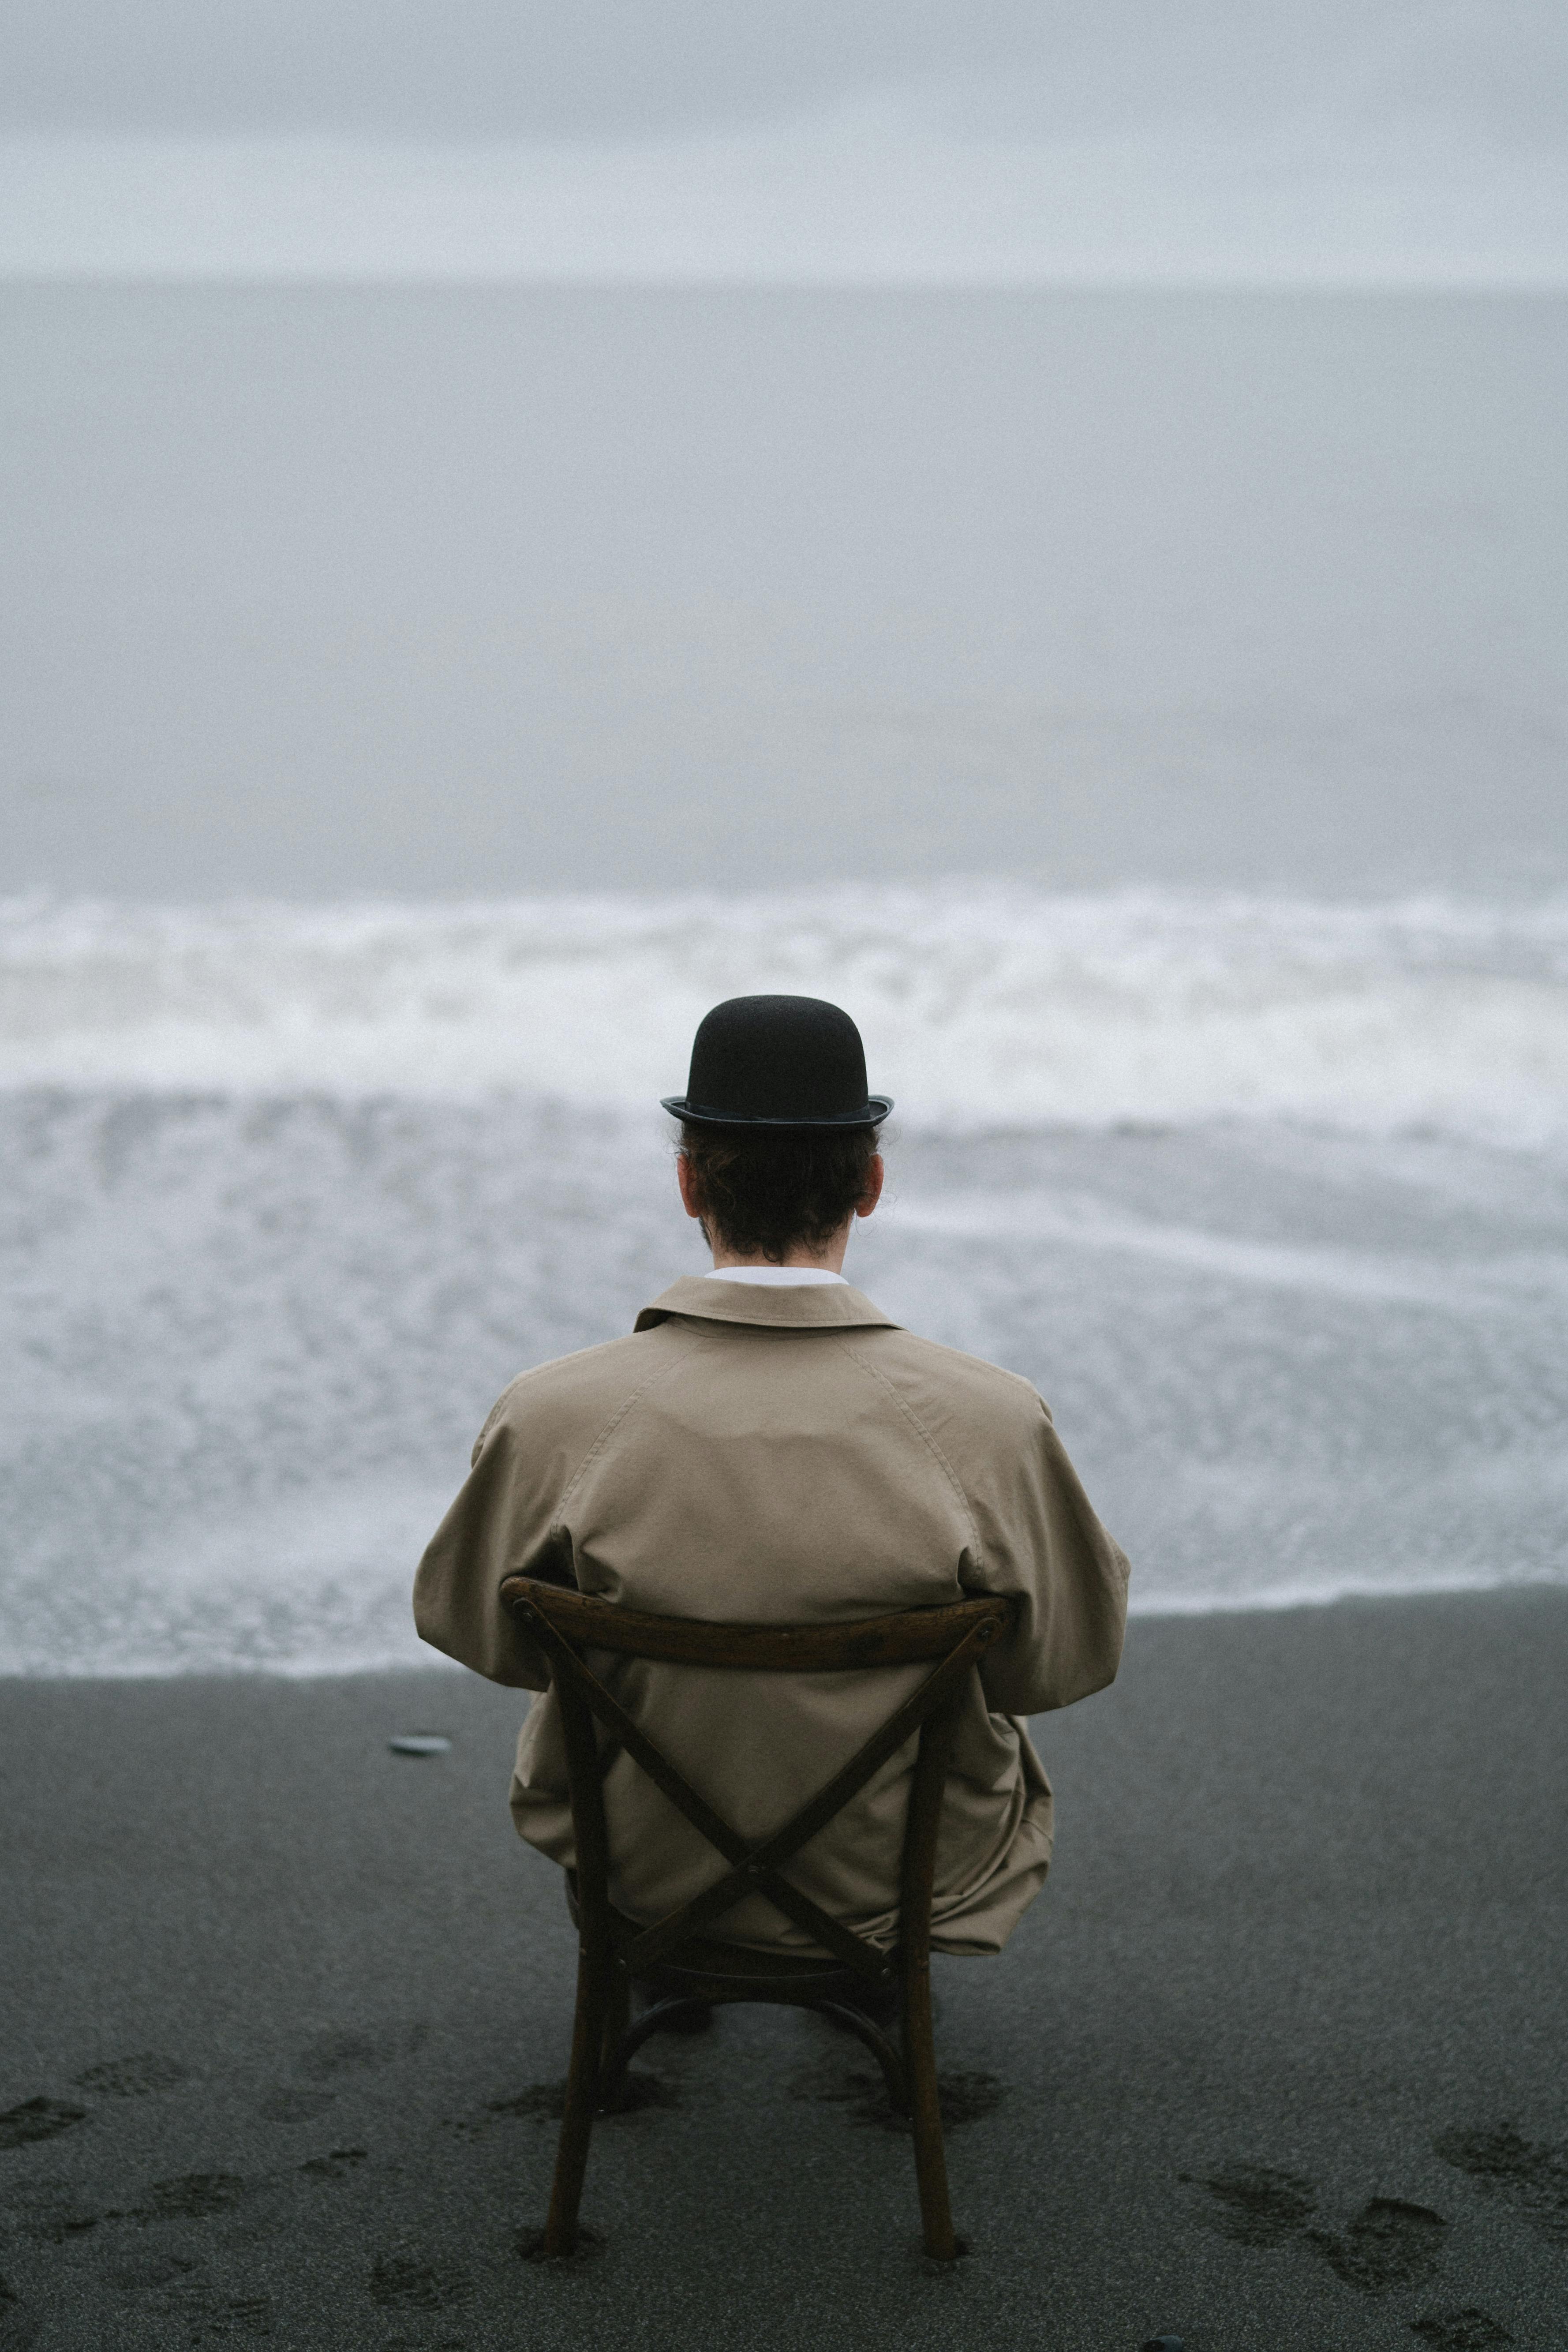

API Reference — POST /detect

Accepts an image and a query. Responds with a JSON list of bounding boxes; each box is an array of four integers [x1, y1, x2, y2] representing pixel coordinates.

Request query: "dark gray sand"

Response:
[[4, 1590, 1566, 2350]]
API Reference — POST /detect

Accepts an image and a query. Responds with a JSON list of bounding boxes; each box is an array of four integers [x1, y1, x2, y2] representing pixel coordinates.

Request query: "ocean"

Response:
[[2, 286, 1565, 1673]]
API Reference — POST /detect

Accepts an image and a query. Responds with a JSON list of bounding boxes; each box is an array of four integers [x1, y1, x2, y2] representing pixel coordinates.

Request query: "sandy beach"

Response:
[[3, 1586, 1565, 2349]]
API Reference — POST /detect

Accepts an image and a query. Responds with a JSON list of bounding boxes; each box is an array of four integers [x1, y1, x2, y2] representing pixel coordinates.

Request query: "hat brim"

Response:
[[662, 1095, 892, 1129]]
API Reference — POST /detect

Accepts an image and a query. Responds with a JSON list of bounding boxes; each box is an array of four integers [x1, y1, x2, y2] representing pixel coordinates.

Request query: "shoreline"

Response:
[[5, 1583, 1566, 2347], [10, 1573, 1568, 1685]]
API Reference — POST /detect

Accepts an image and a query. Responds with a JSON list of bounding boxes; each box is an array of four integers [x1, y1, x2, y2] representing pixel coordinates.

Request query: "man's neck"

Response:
[[708, 1221, 852, 1278], [708, 1253, 844, 1274]]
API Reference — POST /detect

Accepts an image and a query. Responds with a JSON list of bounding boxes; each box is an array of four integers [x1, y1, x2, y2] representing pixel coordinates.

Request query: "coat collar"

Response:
[[635, 1275, 900, 1333]]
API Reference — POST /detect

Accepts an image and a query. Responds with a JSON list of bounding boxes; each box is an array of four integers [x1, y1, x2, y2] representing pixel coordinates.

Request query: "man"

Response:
[[414, 994, 1128, 1960]]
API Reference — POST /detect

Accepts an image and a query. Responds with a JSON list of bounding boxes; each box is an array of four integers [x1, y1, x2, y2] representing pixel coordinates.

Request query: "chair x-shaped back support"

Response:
[[501, 1575, 1015, 2261]]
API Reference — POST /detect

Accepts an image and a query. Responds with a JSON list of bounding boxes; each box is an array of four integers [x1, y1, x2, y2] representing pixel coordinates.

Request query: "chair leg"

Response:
[[542, 1948, 610, 2255], [902, 1954, 958, 2260], [597, 1961, 632, 2107]]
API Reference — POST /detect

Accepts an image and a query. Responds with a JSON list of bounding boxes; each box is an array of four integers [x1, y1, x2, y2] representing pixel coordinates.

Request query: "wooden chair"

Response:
[[500, 1574, 1014, 2261]]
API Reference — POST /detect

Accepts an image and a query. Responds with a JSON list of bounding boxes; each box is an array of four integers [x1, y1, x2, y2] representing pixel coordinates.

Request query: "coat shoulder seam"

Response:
[[827, 1330, 987, 1575], [549, 1324, 696, 1531]]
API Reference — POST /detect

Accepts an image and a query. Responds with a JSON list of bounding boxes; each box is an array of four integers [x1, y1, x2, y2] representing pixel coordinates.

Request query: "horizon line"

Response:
[[7, 268, 1568, 293]]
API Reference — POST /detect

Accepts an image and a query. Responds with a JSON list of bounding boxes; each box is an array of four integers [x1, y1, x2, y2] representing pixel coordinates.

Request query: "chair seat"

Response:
[[567, 1874, 890, 2004]]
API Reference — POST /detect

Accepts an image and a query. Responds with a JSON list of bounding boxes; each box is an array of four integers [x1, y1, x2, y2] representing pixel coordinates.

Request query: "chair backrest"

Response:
[[500, 1577, 1014, 1989]]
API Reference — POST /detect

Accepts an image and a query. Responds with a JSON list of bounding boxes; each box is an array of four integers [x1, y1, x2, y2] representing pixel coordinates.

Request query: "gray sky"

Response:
[[4, 1, 1565, 146]]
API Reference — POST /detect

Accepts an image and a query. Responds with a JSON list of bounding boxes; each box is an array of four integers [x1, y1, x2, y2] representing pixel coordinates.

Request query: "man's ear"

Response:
[[676, 1150, 704, 1223], [856, 1154, 886, 1219]]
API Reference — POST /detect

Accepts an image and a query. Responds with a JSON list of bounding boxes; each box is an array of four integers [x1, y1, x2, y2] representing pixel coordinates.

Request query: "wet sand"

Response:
[[3, 1588, 1566, 2350]]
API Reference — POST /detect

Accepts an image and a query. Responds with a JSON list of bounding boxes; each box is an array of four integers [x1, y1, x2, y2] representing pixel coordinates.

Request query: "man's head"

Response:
[[662, 996, 890, 1270], [677, 1123, 882, 1266]]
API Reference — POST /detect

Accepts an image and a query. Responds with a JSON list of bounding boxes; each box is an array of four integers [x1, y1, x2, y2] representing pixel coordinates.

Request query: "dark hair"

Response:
[[680, 1123, 879, 1263]]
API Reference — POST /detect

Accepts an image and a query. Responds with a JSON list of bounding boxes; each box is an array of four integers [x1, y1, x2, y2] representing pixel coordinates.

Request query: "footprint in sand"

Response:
[[132, 2172, 247, 2222], [150, 2282, 272, 2337], [73, 2055, 189, 2099], [1409, 2310, 1513, 2349], [444, 2071, 678, 2140], [15, 2196, 103, 2247], [1433, 2124, 1568, 2246], [475, 2080, 572, 2125], [1309, 2197, 1450, 2295], [367, 2256, 472, 2311], [298, 2031, 393, 2082], [297, 2022, 427, 2082], [786, 2065, 1003, 2135], [0, 2098, 88, 2152], [17, 2172, 247, 2244], [1187, 2163, 1317, 2247], [298, 2148, 368, 2180], [1188, 2165, 1450, 2295]]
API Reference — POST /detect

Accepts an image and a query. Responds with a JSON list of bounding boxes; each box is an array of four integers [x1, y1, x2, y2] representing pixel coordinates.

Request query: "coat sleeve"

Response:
[[412, 1398, 567, 1689], [966, 1398, 1130, 1716]]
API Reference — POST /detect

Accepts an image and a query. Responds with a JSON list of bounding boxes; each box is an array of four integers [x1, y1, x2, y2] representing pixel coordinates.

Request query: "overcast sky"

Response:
[[3, 3, 1565, 278], [4, 0, 1566, 142]]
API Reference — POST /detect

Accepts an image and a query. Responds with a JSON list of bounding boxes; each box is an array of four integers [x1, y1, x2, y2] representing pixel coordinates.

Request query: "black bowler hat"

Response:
[[662, 996, 892, 1129]]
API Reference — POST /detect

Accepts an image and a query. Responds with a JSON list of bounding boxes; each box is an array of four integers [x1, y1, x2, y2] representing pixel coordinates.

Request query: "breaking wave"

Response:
[[4, 883, 1568, 1145]]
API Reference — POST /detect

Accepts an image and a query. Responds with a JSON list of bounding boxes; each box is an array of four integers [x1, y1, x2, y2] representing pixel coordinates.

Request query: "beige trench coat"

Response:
[[414, 1277, 1130, 1956]]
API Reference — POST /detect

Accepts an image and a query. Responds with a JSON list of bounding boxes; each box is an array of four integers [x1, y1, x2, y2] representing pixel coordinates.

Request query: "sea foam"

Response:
[[3, 884, 1567, 1146]]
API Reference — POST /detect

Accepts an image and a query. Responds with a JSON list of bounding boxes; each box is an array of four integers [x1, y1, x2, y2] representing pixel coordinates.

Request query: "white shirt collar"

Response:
[[702, 1265, 848, 1286]]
